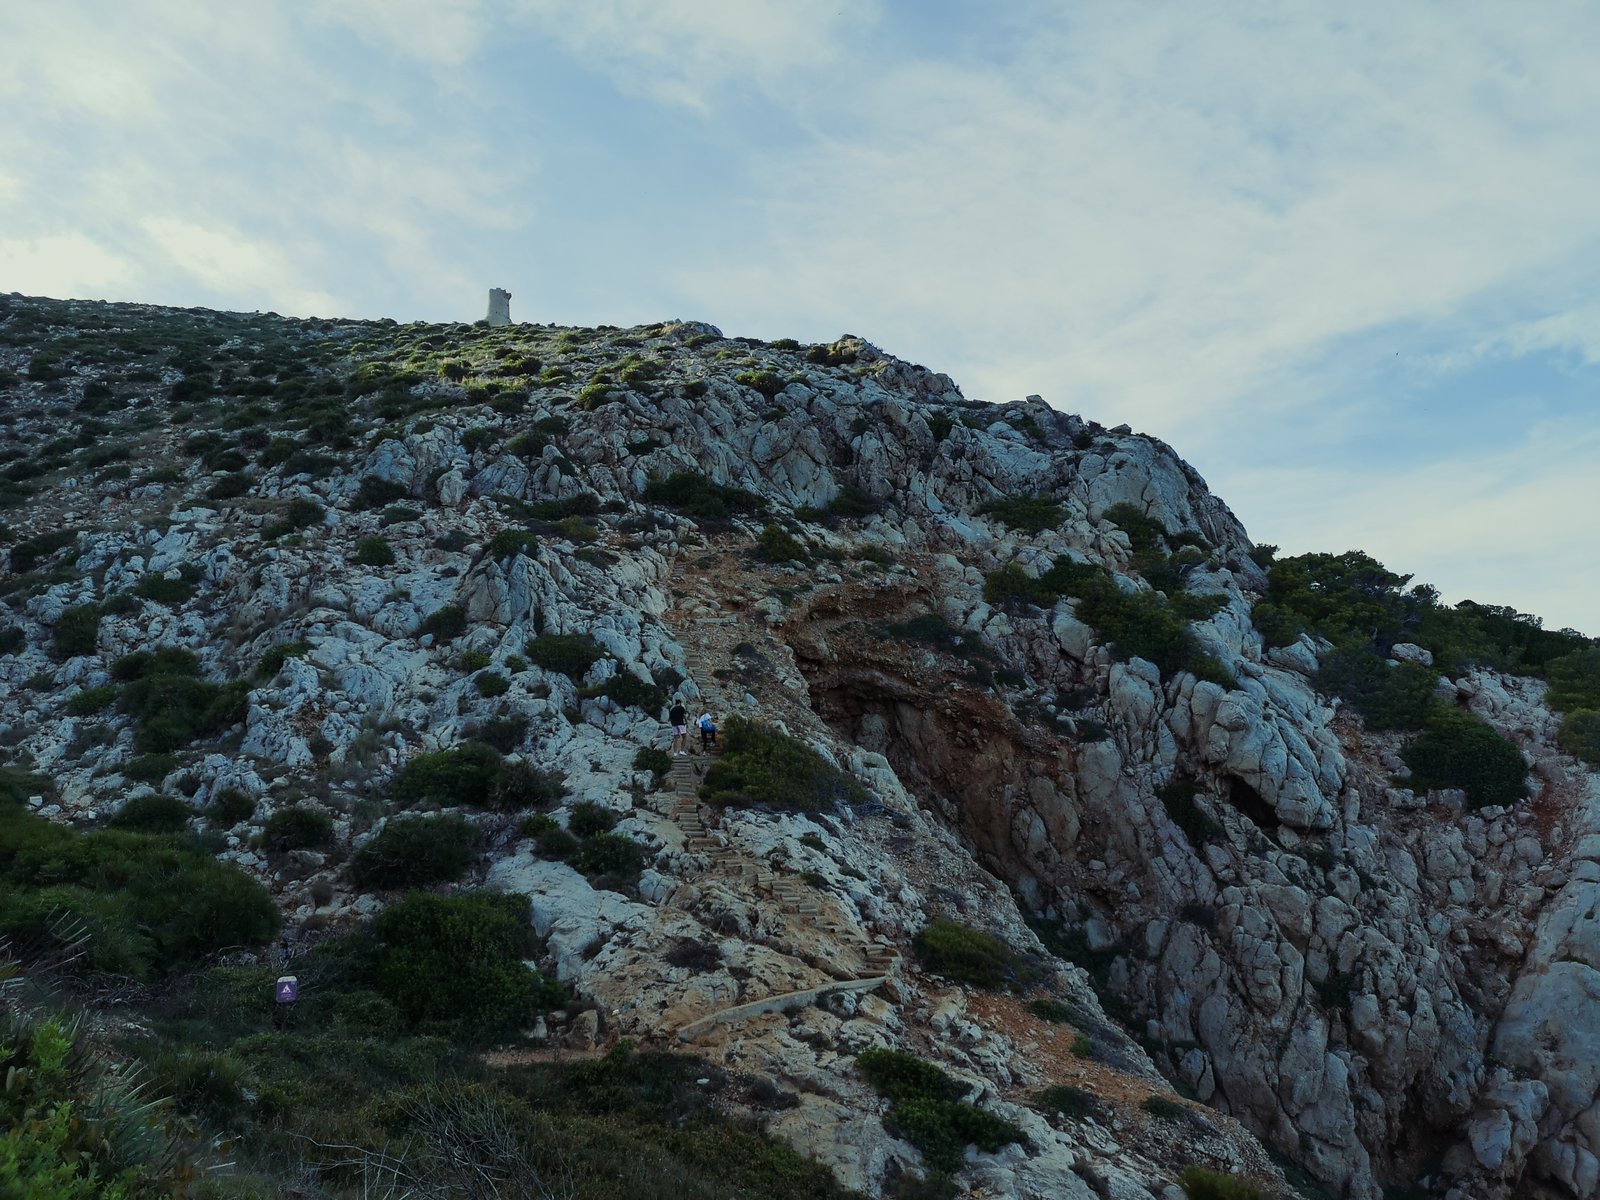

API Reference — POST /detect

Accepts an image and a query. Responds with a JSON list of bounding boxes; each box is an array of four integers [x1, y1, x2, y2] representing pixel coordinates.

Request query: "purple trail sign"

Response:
[[275, 976, 298, 1004]]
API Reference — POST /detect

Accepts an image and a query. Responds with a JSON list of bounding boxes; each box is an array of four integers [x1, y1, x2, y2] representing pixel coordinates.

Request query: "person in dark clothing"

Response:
[[668, 700, 689, 755]]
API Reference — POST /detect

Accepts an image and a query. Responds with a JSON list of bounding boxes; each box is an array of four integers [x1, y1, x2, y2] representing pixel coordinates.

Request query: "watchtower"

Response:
[[486, 288, 511, 327]]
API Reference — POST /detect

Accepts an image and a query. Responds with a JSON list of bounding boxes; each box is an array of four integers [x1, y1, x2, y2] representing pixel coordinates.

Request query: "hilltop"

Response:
[[2, 291, 1599, 1200]]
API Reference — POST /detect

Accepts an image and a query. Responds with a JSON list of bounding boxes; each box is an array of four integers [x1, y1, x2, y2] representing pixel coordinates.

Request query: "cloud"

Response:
[[1221, 416, 1600, 635], [138, 217, 340, 314], [0, 233, 135, 298], [512, 0, 876, 111]]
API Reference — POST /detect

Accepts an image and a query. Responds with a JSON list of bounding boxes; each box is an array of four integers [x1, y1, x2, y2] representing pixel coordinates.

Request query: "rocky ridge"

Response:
[[0, 293, 1596, 1199]]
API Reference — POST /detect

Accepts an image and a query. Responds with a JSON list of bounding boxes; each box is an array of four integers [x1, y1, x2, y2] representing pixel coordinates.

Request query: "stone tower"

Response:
[[486, 288, 511, 327]]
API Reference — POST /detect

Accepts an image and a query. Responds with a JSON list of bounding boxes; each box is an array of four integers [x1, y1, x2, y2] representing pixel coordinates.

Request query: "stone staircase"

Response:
[[659, 607, 901, 1040]]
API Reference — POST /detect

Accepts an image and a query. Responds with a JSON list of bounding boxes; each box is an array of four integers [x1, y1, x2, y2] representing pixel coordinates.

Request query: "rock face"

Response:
[[0, 293, 1596, 1199]]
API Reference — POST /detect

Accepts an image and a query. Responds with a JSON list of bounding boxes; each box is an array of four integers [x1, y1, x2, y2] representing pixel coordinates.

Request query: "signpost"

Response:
[[274, 975, 298, 1029]]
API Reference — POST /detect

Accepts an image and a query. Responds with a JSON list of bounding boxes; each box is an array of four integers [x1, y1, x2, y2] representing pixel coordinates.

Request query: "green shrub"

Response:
[[369, 892, 563, 1038], [122, 753, 177, 783], [255, 640, 310, 679], [1548, 648, 1600, 712], [66, 684, 117, 716], [133, 573, 195, 604], [1027, 997, 1085, 1026], [0, 625, 24, 656], [354, 475, 410, 509], [525, 633, 606, 678], [574, 831, 645, 880], [461, 650, 492, 671], [121, 671, 248, 753], [207, 788, 257, 825], [1140, 1094, 1185, 1121], [106, 793, 192, 834], [257, 805, 334, 851], [569, 801, 618, 838], [976, 496, 1065, 533], [1035, 1084, 1103, 1121], [700, 717, 867, 811], [1177, 1165, 1266, 1200], [112, 647, 200, 681], [1402, 710, 1528, 809], [350, 814, 479, 890], [756, 523, 808, 563], [206, 471, 251, 500], [1558, 710, 1600, 767], [420, 604, 467, 641], [856, 1047, 1025, 1173], [355, 535, 395, 566], [489, 528, 538, 557], [595, 670, 666, 712], [392, 742, 560, 811], [633, 746, 672, 777], [53, 604, 101, 658], [1101, 502, 1168, 552], [1157, 780, 1223, 846], [474, 671, 510, 697], [642, 471, 762, 521], [522, 813, 579, 860], [9, 528, 79, 572], [283, 497, 326, 529], [913, 918, 1027, 988], [1315, 646, 1437, 731], [0, 803, 278, 976]]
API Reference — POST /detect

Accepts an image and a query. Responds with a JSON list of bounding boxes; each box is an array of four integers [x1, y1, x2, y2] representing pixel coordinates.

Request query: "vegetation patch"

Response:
[[354, 534, 395, 565], [120, 659, 249, 753], [642, 470, 763, 521], [525, 632, 606, 678], [1157, 780, 1224, 846], [1178, 1165, 1266, 1200], [106, 792, 192, 834], [855, 1047, 1025, 1173], [1401, 710, 1528, 809], [913, 918, 1031, 989], [257, 804, 334, 852], [977, 495, 1066, 533], [420, 604, 468, 641], [52, 603, 101, 659], [349, 813, 479, 889], [255, 640, 310, 679], [700, 717, 867, 811], [755, 523, 809, 563], [392, 742, 563, 810], [0, 802, 277, 978]]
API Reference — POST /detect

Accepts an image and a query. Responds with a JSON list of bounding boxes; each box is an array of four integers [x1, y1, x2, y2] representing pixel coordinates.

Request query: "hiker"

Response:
[[697, 711, 718, 753], [668, 699, 689, 756]]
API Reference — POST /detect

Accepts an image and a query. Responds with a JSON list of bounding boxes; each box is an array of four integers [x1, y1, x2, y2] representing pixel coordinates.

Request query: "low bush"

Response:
[[1140, 1094, 1186, 1121], [1102, 502, 1168, 552], [1027, 997, 1086, 1026], [521, 813, 579, 860], [856, 1047, 1025, 1173], [1034, 1084, 1104, 1121], [255, 640, 310, 679], [369, 891, 564, 1037], [207, 788, 257, 825], [633, 746, 672, 778], [1548, 647, 1600, 712], [700, 717, 866, 811], [53, 603, 101, 658], [349, 813, 479, 890], [756, 523, 809, 563], [66, 684, 117, 715], [1401, 709, 1528, 809], [257, 805, 334, 852], [569, 801, 619, 838], [107, 792, 192, 834], [392, 743, 563, 811], [913, 918, 1028, 989], [420, 604, 468, 641], [525, 632, 605, 678], [0, 803, 278, 977], [574, 831, 646, 881], [1558, 710, 1600, 767], [474, 670, 510, 697], [134, 573, 195, 604], [354, 475, 410, 509], [0, 625, 24, 655], [121, 669, 249, 753], [355, 535, 395, 566], [594, 670, 666, 712], [9, 528, 79, 572], [976, 495, 1065, 533], [489, 528, 539, 557], [642, 470, 763, 521], [122, 753, 177, 783], [1314, 646, 1437, 731], [283, 497, 326, 529], [113, 647, 200, 681], [1177, 1165, 1266, 1200]]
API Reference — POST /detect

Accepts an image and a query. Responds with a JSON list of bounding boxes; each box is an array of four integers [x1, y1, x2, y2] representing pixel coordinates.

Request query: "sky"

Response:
[[2, 1, 1597, 635]]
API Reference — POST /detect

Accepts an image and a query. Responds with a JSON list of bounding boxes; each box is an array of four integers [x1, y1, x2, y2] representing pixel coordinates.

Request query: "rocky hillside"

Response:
[[1, 291, 1597, 1200]]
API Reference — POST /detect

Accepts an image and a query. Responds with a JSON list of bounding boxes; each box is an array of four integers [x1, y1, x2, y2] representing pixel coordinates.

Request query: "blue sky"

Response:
[[3, 1, 1597, 635]]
